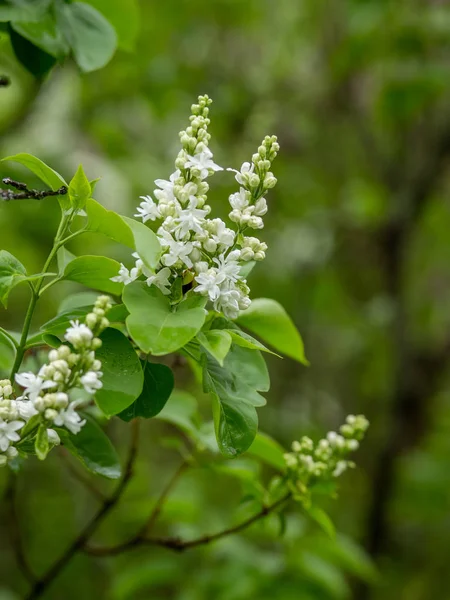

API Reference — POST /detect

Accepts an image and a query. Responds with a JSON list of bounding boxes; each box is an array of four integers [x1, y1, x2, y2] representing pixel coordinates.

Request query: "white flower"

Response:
[[174, 197, 208, 239], [253, 197, 268, 216], [111, 263, 139, 285], [135, 195, 161, 222], [195, 269, 226, 301], [227, 162, 254, 186], [214, 285, 241, 319], [228, 187, 249, 211], [64, 320, 94, 348], [53, 401, 86, 435], [15, 372, 56, 401], [158, 230, 194, 268], [80, 371, 103, 394], [146, 267, 172, 295], [14, 398, 38, 420], [0, 420, 23, 452], [213, 251, 241, 283], [185, 149, 222, 180], [211, 220, 235, 248], [154, 170, 179, 203]]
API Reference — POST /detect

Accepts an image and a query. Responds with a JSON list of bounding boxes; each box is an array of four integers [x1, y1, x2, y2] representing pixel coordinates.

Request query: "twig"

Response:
[[24, 420, 140, 600], [84, 491, 292, 556], [0, 178, 67, 201], [5, 471, 36, 583], [59, 449, 107, 502]]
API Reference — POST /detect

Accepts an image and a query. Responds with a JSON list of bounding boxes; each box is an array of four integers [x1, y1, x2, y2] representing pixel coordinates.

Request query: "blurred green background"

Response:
[[1, 0, 450, 598]]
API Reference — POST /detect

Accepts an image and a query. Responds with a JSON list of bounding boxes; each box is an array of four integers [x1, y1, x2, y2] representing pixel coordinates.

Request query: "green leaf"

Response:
[[38, 307, 92, 337], [121, 216, 161, 271], [123, 283, 207, 355], [155, 389, 200, 441], [247, 431, 286, 471], [1, 153, 68, 207], [119, 362, 174, 421], [35, 424, 49, 460], [227, 329, 281, 357], [56, 413, 121, 479], [94, 328, 144, 416], [202, 351, 258, 457], [58, 291, 101, 313], [56, 1, 117, 73], [0, 250, 27, 307], [197, 330, 232, 366], [236, 298, 308, 365], [0, 0, 51, 22], [12, 12, 69, 58], [85, 199, 161, 269], [11, 25, 55, 77], [306, 505, 336, 539], [68, 164, 91, 211], [62, 255, 123, 296], [84, 0, 140, 51], [223, 344, 270, 395]]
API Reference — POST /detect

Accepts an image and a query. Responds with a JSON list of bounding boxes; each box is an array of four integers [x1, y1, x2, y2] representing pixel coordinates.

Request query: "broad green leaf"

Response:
[[35, 424, 49, 460], [86, 198, 134, 247], [39, 307, 92, 337], [203, 352, 258, 457], [84, 0, 140, 51], [42, 333, 61, 348], [236, 298, 308, 365], [56, 413, 121, 479], [122, 216, 161, 271], [56, 1, 117, 73], [68, 164, 91, 210], [224, 344, 270, 394], [0, 330, 15, 374], [1, 153, 67, 190], [227, 329, 281, 357], [58, 291, 101, 313], [197, 330, 232, 366], [0, 1, 50, 22], [119, 362, 174, 421], [156, 389, 200, 441], [124, 283, 207, 355], [0, 250, 27, 307], [57, 246, 77, 275], [12, 12, 69, 58], [62, 255, 123, 296], [85, 199, 161, 269], [94, 328, 143, 416], [247, 431, 286, 471], [306, 505, 336, 539]]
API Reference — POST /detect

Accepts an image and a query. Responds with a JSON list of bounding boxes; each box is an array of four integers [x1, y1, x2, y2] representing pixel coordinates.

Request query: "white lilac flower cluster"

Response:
[[283, 415, 369, 501], [112, 95, 279, 319], [0, 296, 112, 467]]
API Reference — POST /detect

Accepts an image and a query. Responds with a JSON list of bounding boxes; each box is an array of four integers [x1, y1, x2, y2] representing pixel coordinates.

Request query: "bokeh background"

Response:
[[1, 1, 450, 598]]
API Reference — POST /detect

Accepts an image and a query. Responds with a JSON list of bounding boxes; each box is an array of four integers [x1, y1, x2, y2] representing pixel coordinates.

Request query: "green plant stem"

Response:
[[9, 213, 73, 380]]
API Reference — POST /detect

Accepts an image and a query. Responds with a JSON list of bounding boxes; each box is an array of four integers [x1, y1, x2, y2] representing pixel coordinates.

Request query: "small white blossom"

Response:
[[135, 196, 161, 222], [53, 401, 86, 435], [64, 320, 94, 348], [0, 420, 23, 452], [80, 371, 103, 394], [195, 269, 225, 301], [15, 373, 56, 401], [146, 267, 172, 295], [185, 148, 222, 180]]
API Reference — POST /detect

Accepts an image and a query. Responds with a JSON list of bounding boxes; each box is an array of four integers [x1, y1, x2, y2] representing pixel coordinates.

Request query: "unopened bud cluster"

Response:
[[0, 296, 111, 466], [112, 95, 278, 320], [284, 415, 369, 501]]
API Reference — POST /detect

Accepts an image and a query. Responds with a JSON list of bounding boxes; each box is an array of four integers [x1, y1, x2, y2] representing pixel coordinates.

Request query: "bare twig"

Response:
[[84, 491, 292, 556], [0, 178, 67, 202], [5, 472, 36, 583], [24, 420, 140, 600]]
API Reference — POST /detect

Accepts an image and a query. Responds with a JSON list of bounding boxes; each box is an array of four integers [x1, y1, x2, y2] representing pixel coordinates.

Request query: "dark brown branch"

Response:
[[24, 420, 140, 600], [59, 449, 107, 502], [5, 472, 36, 583], [0, 178, 67, 201], [84, 492, 292, 557]]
